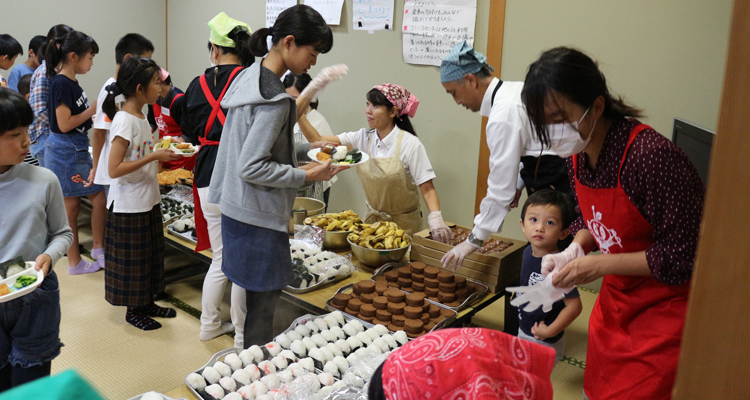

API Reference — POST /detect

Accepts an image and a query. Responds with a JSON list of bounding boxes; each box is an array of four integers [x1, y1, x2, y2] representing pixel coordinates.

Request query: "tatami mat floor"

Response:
[[50, 209, 594, 399]]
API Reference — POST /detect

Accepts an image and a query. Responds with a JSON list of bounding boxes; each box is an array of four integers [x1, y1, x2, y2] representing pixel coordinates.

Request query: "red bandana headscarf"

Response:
[[382, 328, 555, 400], [374, 83, 420, 118]]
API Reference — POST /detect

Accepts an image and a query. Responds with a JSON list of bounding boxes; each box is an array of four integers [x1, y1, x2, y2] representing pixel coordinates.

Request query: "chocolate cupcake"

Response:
[[438, 292, 456, 303], [376, 309, 392, 322], [385, 288, 406, 303], [428, 304, 441, 318], [387, 302, 405, 315], [397, 277, 413, 289], [425, 286, 440, 297], [420, 313, 431, 324], [411, 273, 425, 283], [392, 314, 406, 327], [456, 288, 469, 300], [332, 293, 352, 307], [440, 308, 455, 318], [439, 282, 457, 292], [404, 319, 424, 336], [357, 280, 376, 294], [375, 282, 388, 295], [348, 298, 363, 312], [409, 262, 426, 274], [374, 275, 388, 283], [423, 266, 439, 279], [384, 271, 399, 282], [397, 267, 412, 279], [454, 275, 467, 288], [373, 296, 389, 310], [405, 292, 425, 307], [360, 303, 377, 318], [437, 271, 454, 283], [404, 306, 423, 319], [360, 292, 376, 304], [411, 281, 426, 292]]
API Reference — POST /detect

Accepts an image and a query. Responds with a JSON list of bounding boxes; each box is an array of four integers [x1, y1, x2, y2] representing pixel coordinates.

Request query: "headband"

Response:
[[440, 40, 495, 83], [373, 83, 419, 118], [208, 12, 252, 48]]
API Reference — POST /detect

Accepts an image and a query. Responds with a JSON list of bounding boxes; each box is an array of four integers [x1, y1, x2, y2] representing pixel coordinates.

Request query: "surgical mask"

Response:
[[208, 49, 216, 67], [548, 107, 597, 158]]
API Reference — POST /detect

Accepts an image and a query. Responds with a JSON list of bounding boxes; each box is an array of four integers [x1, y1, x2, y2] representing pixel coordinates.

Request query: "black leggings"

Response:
[[0, 362, 51, 393], [244, 289, 282, 348]]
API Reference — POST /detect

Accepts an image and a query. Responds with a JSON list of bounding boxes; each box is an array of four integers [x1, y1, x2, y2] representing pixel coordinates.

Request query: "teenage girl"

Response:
[[208, 4, 347, 347], [102, 57, 181, 331], [44, 30, 107, 275], [182, 11, 252, 347]]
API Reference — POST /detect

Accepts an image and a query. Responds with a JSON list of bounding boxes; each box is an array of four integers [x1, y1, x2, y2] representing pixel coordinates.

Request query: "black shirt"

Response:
[[147, 86, 186, 131], [48, 74, 92, 134]]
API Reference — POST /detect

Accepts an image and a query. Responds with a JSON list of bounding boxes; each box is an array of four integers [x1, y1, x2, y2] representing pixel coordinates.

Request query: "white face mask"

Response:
[[548, 107, 597, 158], [208, 48, 217, 67]]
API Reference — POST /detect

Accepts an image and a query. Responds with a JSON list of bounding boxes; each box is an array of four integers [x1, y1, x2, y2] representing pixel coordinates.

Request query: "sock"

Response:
[[91, 247, 105, 269], [141, 302, 177, 318], [126, 309, 162, 331]]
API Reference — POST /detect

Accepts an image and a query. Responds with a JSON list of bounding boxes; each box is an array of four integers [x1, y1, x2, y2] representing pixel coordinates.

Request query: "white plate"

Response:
[[307, 148, 370, 166], [0, 262, 44, 303], [156, 142, 199, 157]]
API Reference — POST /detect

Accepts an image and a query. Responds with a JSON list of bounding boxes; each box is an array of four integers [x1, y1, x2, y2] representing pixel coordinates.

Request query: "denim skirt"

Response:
[[45, 132, 103, 197], [221, 214, 294, 292]]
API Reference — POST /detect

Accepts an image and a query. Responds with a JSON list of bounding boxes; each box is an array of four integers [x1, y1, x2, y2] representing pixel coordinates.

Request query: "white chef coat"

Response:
[[338, 126, 436, 187], [472, 79, 560, 240]]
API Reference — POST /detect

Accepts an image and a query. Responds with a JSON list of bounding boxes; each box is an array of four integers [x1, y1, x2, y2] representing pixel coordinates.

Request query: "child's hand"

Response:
[[83, 168, 96, 187], [34, 254, 52, 279], [531, 321, 551, 340], [151, 149, 182, 162]]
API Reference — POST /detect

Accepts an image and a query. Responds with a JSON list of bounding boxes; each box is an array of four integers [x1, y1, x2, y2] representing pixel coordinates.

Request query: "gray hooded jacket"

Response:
[[209, 62, 309, 232]]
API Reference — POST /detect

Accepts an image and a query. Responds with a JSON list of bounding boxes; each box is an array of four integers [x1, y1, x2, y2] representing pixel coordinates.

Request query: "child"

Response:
[[0, 34, 23, 88], [516, 189, 582, 363], [0, 88, 73, 391], [147, 68, 193, 170], [92, 33, 154, 202], [29, 25, 74, 168], [17, 74, 38, 166], [7, 35, 44, 92], [103, 57, 181, 330], [44, 30, 106, 275]]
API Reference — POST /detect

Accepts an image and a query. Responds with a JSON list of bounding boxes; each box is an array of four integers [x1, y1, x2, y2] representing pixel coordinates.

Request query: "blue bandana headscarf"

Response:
[[440, 41, 495, 83]]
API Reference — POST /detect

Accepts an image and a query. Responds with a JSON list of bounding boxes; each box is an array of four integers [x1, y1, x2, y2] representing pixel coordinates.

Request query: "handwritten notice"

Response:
[[267, 0, 297, 27], [305, 0, 345, 25], [402, 0, 477, 66], [353, 0, 395, 32]]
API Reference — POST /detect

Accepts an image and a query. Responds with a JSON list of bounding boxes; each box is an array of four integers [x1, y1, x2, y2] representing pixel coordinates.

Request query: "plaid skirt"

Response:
[[104, 204, 165, 307]]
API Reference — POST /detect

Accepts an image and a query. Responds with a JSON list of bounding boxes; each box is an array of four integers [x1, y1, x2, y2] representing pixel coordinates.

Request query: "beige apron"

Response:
[[357, 130, 423, 236]]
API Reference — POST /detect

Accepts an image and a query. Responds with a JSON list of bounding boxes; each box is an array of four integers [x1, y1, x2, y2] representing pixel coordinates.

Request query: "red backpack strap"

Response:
[[199, 67, 243, 137]]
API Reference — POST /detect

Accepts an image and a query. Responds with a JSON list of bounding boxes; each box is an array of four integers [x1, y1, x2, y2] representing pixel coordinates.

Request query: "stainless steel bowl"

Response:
[[289, 197, 326, 233], [323, 230, 351, 249], [347, 235, 411, 267]]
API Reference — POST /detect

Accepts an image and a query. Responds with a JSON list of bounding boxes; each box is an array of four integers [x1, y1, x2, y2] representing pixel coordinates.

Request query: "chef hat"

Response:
[[208, 12, 252, 48], [440, 40, 495, 83], [376, 328, 555, 400]]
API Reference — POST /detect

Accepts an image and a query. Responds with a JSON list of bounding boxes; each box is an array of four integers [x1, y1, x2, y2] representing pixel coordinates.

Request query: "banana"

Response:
[[388, 222, 399, 229], [374, 242, 385, 249], [371, 221, 382, 229], [394, 237, 402, 248], [313, 218, 329, 228], [326, 220, 344, 231], [303, 217, 313, 225], [348, 233, 360, 242], [340, 219, 353, 230], [360, 228, 376, 237], [395, 229, 404, 237], [375, 226, 388, 236], [384, 236, 394, 249], [384, 229, 396, 237]]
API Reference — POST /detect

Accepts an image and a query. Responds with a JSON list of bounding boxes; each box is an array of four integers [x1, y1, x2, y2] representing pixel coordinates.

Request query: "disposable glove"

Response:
[[506, 271, 574, 313], [428, 211, 452, 244], [541, 242, 586, 276], [441, 239, 480, 272], [300, 64, 349, 99]]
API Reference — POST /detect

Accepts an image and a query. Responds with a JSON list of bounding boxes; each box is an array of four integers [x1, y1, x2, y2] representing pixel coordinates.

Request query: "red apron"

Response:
[[574, 124, 690, 400], [153, 93, 195, 170], [191, 67, 242, 252]]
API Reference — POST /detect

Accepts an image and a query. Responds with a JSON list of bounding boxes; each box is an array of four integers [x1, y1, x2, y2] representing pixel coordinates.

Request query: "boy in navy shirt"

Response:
[[516, 189, 582, 363]]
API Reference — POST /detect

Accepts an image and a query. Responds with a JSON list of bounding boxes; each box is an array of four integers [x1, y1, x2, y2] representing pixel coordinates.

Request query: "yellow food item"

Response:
[[0, 283, 10, 296], [175, 143, 191, 149], [157, 169, 193, 185], [317, 152, 331, 162], [350, 220, 411, 249], [159, 137, 172, 149], [305, 211, 360, 232]]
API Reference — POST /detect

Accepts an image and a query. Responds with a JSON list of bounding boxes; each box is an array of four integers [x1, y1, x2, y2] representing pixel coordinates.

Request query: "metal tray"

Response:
[[284, 270, 352, 294], [185, 348, 239, 400], [370, 263, 488, 312], [127, 393, 184, 400], [166, 223, 197, 245], [325, 283, 456, 336]]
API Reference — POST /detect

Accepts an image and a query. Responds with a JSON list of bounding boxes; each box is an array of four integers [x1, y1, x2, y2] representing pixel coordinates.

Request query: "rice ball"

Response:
[[219, 376, 236, 392], [231, 369, 252, 386], [287, 330, 303, 342], [202, 367, 222, 384], [260, 373, 281, 390], [186, 372, 207, 391], [205, 384, 225, 399], [318, 372, 336, 386], [213, 361, 232, 377], [224, 353, 243, 371]]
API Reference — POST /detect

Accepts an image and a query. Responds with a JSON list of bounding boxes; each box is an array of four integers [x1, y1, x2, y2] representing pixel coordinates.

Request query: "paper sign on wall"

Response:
[[306, 0, 345, 25], [353, 0, 395, 32], [267, 0, 297, 27], [402, 0, 477, 66]]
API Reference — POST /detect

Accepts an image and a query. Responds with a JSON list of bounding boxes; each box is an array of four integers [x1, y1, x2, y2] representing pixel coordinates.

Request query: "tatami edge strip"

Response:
[[561, 355, 586, 369], [162, 294, 236, 339], [578, 286, 599, 295]]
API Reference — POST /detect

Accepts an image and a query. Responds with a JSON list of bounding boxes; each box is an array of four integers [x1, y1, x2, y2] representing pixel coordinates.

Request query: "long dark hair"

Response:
[[283, 73, 318, 109], [521, 47, 643, 147], [44, 30, 99, 79], [37, 24, 73, 64], [366, 89, 417, 136], [207, 25, 254, 68], [0, 87, 33, 134], [249, 4, 333, 57], [102, 57, 160, 120]]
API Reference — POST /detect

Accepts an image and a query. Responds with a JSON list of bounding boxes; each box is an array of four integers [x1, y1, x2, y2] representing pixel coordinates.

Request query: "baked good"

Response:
[[454, 275, 467, 288], [420, 313, 430, 324], [387, 324, 400, 332], [422, 300, 430, 312], [437, 271, 454, 283], [409, 262, 426, 274], [392, 314, 406, 327], [466, 281, 477, 294], [373, 296, 389, 310], [360, 292, 376, 304], [348, 298, 363, 312], [439, 282, 457, 292], [397, 277, 412, 289], [411, 281, 425, 292], [407, 331, 424, 339], [440, 308, 455, 318], [397, 267, 412, 278], [405, 292, 425, 307], [404, 319, 424, 335], [456, 288, 469, 300], [423, 266, 439, 279], [438, 292, 456, 303], [357, 280, 376, 294], [352, 285, 362, 296], [387, 302, 405, 315], [344, 307, 358, 316], [446, 301, 462, 307], [428, 304, 441, 318], [374, 275, 387, 283], [404, 306, 423, 319], [375, 309, 392, 322], [359, 304, 376, 318], [425, 287, 439, 297], [331, 303, 346, 311], [411, 273, 425, 283], [385, 288, 406, 303], [386, 282, 399, 288], [359, 315, 375, 323], [375, 282, 388, 295], [384, 271, 399, 282], [425, 321, 436, 331], [332, 293, 352, 307], [424, 278, 439, 289], [374, 318, 390, 326], [350, 292, 360, 298]]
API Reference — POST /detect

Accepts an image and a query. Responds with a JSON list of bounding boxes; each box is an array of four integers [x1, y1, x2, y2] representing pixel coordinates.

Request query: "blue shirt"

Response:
[[7, 63, 35, 92], [47, 74, 92, 134], [518, 245, 580, 343]]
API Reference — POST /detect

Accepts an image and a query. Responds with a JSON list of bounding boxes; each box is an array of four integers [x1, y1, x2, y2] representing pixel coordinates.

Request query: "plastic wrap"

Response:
[[164, 185, 194, 204], [288, 240, 356, 293], [294, 224, 325, 248], [321, 387, 367, 400]]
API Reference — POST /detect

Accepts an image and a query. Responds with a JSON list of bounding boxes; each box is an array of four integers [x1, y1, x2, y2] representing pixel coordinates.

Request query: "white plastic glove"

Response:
[[299, 64, 349, 100], [441, 240, 480, 272], [506, 270, 574, 313], [541, 242, 586, 276], [428, 211, 452, 244]]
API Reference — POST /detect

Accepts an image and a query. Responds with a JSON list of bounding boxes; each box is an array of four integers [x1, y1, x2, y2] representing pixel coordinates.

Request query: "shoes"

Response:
[[200, 322, 235, 341], [68, 258, 101, 275]]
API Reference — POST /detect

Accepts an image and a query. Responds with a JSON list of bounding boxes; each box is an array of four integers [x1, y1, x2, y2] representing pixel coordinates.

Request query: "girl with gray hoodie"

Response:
[[208, 4, 348, 347]]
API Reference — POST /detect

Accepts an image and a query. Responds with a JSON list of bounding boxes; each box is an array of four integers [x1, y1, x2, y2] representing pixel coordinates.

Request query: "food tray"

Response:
[[186, 348, 239, 400], [127, 393, 184, 400], [160, 195, 194, 227], [371, 263, 488, 312], [166, 223, 197, 245], [325, 283, 456, 335], [284, 270, 352, 294], [0, 262, 44, 304]]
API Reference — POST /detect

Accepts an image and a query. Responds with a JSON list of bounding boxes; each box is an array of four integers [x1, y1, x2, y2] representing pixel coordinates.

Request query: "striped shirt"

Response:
[[28, 61, 49, 143]]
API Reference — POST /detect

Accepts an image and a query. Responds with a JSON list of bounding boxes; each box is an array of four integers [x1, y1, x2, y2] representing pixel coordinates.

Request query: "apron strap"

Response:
[[198, 66, 242, 138], [394, 130, 404, 158], [169, 92, 184, 108]]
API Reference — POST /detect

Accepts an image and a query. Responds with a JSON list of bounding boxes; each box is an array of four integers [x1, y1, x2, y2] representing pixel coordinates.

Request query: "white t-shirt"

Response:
[[93, 77, 115, 186], [107, 111, 160, 213], [338, 126, 436, 186]]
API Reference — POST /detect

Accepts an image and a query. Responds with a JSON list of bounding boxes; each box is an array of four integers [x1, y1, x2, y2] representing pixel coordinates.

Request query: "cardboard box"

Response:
[[409, 252, 521, 294], [411, 243, 501, 277], [412, 225, 526, 269]]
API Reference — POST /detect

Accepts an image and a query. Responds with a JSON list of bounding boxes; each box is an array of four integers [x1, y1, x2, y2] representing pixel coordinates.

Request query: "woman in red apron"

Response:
[[182, 12, 254, 349], [147, 68, 194, 170], [520, 47, 705, 399]]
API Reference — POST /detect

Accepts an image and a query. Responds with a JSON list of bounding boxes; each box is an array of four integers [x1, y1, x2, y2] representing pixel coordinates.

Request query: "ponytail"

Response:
[[102, 57, 160, 120], [44, 30, 99, 79], [395, 116, 417, 136], [249, 27, 272, 57], [250, 5, 333, 57], [207, 26, 254, 68], [38, 24, 73, 65]]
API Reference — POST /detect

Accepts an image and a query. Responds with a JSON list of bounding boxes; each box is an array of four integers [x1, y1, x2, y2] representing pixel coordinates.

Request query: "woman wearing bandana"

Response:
[[300, 83, 452, 242]]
